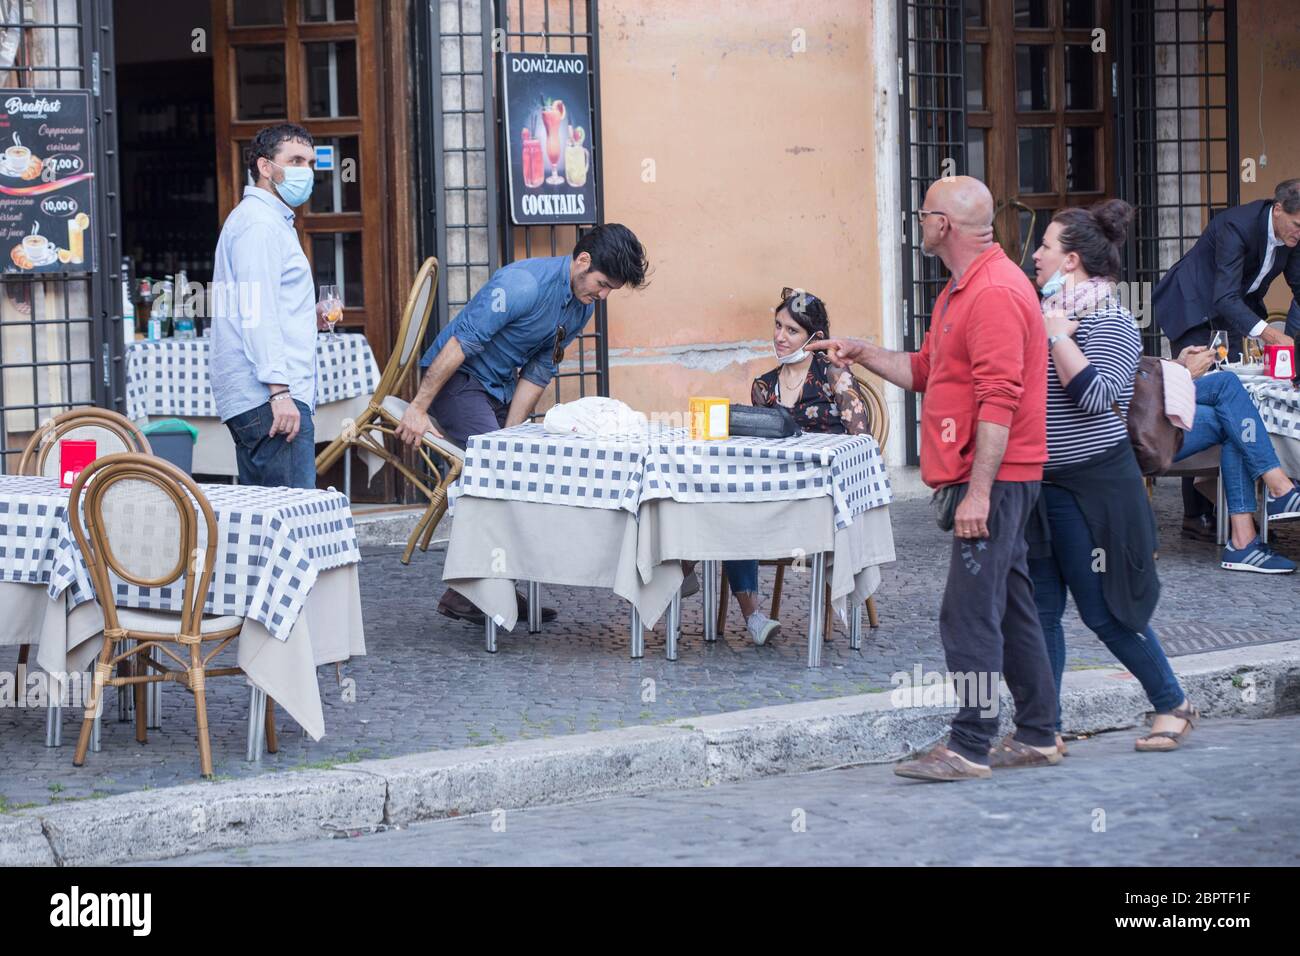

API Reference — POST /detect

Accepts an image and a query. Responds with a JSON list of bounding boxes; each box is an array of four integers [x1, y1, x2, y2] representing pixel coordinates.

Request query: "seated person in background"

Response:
[[724, 288, 871, 645], [1172, 345, 1300, 573]]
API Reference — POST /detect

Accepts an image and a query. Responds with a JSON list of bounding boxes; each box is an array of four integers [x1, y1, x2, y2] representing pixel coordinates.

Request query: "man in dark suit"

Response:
[[1155, 178, 1300, 539]]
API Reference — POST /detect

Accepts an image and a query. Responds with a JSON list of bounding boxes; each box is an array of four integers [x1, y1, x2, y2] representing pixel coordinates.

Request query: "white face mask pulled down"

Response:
[[776, 331, 823, 365]]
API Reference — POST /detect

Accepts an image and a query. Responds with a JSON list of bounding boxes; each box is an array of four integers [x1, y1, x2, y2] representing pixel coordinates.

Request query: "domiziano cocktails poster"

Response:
[[502, 52, 596, 226]]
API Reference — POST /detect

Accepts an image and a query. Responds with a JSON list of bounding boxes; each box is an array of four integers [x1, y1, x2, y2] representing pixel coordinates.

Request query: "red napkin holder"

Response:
[[59, 439, 96, 488], [1264, 344, 1295, 380]]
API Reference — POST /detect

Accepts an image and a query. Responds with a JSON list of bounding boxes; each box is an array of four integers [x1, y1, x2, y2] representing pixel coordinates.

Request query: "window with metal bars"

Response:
[[0, 0, 121, 474], [898, 0, 966, 465], [1117, 0, 1238, 355]]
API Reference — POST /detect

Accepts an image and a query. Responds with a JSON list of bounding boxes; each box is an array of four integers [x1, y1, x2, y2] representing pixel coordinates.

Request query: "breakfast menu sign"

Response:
[[501, 52, 596, 226], [0, 90, 95, 275]]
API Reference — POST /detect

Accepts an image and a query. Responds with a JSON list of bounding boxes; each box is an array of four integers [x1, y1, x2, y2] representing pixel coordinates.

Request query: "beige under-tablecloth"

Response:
[[442, 497, 684, 634], [634, 497, 896, 618], [442, 495, 894, 633], [0, 564, 364, 740]]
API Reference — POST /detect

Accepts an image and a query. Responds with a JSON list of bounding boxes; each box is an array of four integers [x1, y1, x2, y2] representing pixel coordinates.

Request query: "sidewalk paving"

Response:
[[1, 481, 1296, 811]]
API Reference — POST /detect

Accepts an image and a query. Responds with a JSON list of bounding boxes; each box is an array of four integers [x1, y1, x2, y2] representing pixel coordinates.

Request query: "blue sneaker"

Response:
[[1266, 487, 1300, 522], [1220, 536, 1297, 574]]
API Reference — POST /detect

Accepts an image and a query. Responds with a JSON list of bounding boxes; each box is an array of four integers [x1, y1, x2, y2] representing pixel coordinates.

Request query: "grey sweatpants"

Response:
[[940, 480, 1058, 763]]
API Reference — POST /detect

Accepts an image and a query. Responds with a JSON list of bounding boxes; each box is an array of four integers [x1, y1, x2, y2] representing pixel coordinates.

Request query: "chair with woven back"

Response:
[[315, 257, 464, 563], [716, 370, 888, 637], [67, 452, 273, 777], [13, 407, 153, 675], [17, 407, 152, 478]]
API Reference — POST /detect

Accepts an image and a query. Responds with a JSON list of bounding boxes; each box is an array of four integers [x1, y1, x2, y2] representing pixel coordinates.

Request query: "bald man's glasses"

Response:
[[917, 209, 948, 222]]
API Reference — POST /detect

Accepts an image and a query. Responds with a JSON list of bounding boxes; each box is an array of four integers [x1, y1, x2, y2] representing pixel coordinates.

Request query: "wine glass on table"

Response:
[[319, 284, 342, 341], [1209, 330, 1228, 371]]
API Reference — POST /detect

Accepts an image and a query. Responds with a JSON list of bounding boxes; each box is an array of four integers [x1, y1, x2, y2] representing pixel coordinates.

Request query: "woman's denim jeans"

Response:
[[1174, 371, 1282, 515], [1028, 484, 1185, 730]]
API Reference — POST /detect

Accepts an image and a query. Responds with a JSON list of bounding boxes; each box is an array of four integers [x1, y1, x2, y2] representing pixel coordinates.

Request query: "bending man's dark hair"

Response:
[[1052, 199, 1134, 282], [1274, 179, 1300, 215], [245, 123, 314, 183], [573, 223, 650, 288]]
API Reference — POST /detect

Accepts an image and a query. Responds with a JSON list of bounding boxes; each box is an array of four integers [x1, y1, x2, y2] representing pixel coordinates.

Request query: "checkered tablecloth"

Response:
[[0, 475, 359, 641], [449, 423, 892, 529], [124, 333, 380, 420], [640, 429, 893, 530], [448, 422, 649, 513], [1234, 371, 1300, 441]]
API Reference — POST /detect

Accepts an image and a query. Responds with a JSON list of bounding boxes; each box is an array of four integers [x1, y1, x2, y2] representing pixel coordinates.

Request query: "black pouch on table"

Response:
[[727, 404, 801, 439]]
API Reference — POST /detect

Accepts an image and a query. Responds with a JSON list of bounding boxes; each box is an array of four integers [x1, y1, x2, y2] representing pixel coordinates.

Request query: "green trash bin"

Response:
[[141, 418, 199, 475]]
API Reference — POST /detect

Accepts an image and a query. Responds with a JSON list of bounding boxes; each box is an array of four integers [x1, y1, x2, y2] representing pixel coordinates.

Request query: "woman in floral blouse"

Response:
[[726, 288, 871, 645]]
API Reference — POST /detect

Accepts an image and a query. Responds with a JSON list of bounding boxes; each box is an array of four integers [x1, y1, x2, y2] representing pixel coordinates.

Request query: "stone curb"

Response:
[[6, 641, 1297, 866]]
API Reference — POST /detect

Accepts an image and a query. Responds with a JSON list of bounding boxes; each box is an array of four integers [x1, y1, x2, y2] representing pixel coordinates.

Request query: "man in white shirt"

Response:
[[210, 123, 320, 488]]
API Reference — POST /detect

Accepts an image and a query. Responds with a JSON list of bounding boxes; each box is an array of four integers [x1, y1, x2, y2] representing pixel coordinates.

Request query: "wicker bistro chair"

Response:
[[14, 408, 154, 681], [17, 407, 152, 479], [314, 257, 464, 563], [67, 453, 273, 778], [716, 371, 888, 637]]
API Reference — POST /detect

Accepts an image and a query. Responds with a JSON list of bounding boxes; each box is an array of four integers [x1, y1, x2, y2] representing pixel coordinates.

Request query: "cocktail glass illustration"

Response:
[[564, 125, 588, 188], [541, 99, 566, 185], [522, 128, 543, 188]]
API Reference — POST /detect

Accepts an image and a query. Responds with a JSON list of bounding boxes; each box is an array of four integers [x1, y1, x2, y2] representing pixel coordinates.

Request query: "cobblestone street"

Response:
[[3, 482, 1298, 809], [152, 716, 1300, 866]]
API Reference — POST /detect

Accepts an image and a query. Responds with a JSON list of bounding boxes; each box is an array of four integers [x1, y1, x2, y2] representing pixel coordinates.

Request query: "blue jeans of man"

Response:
[[1173, 371, 1282, 515], [225, 399, 316, 488], [1029, 483, 1185, 730], [723, 560, 759, 596]]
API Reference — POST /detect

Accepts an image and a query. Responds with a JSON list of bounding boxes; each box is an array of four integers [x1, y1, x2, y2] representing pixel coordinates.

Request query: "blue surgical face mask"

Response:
[[776, 330, 823, 365], [1040, 268, 1067, 300], [269, 160, 314, 207]]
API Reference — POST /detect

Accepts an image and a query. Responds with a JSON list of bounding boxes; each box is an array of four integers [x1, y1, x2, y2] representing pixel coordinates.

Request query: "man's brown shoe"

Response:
[[893, 742, 991, 782], [988, 734, 1063, 769], [437, 589, 486, 625], [1181, 515, 1217, 542]]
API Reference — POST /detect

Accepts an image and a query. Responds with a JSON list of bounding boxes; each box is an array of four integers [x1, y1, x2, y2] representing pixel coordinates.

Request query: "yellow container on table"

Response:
[[689, 396, 730, 440]]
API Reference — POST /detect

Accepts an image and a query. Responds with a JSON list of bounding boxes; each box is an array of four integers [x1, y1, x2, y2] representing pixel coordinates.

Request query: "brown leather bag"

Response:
[[1115, 356, 1184, 476]]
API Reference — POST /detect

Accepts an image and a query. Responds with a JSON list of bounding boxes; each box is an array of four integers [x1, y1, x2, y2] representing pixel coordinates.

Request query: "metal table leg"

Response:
[[246, 685, 267, 762], [630, 606, 645, 659], [702, 560, 718, 642], [527, 580, 542, 633], [485, 614, 499, 653], [46, 699, 60, 748], [807, 552, 826, 668], [666, 590, 681, 661], [848, 601, 863, 651]]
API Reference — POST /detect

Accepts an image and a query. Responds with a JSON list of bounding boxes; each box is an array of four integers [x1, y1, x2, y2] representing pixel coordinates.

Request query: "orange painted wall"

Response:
[[592, 0, 881, 418], [1237, 0, 1300, 315]]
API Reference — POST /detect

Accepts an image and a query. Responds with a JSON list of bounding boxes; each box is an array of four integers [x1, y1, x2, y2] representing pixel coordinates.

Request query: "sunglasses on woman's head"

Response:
[[780, 287, 820, 314]]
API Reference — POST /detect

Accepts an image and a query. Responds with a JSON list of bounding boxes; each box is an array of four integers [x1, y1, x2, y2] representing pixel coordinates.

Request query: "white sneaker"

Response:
[[746, 612, 780, 646]]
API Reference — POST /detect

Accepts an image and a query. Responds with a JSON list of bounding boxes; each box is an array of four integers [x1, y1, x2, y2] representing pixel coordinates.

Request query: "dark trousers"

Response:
[[939, 480, 1058, 763], [1029, 484, 1185, 731], [225, 399, 316, 488], [430, 370, 508, 449], [1169, 324, 1242, 519]]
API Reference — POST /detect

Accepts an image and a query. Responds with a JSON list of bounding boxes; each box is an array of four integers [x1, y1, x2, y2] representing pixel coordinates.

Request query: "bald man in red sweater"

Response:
[[810, 176, 1059, 782]]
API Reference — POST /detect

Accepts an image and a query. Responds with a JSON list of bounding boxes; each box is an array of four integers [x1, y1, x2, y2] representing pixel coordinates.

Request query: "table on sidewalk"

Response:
[[440, 424, 895, 666], [1231, 368, 1300, 476], [124, 334, 380, 477], [0, 476, 365, 751]]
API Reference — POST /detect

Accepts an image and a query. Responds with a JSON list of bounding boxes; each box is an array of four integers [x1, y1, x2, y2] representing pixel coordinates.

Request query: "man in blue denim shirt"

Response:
[[212, 123, 325, 488], [396, 223, 649, 623]]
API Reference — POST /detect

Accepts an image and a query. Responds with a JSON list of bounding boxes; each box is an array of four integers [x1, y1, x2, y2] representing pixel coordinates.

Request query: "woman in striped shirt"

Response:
[[1011, 200, 1196, 760]]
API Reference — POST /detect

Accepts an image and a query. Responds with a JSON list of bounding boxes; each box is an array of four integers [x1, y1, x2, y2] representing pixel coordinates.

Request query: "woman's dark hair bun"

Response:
[[1089, 198, 1133, 244]]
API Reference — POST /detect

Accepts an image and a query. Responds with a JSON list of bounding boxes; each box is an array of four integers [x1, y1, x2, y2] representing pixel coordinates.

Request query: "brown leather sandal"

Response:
[[894, 742, 991, 782], [1134, 701, 1198, 752], [988, 734, 1062, 769]]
